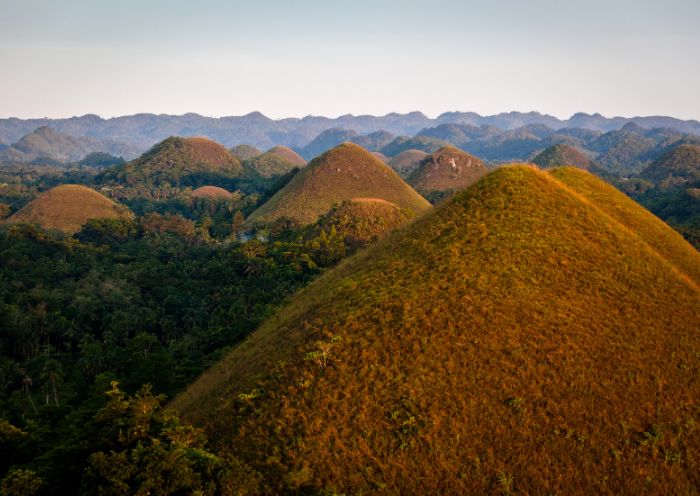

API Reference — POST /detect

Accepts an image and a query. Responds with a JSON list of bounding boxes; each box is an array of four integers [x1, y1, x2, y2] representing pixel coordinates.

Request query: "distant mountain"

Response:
[[298, 129, 358, 160], [349, 130, 396, 151], [381, 135, 451, 156], [1, 111, 697, 155], [230, 144, 262, 161], [0, 126, 138, 163]]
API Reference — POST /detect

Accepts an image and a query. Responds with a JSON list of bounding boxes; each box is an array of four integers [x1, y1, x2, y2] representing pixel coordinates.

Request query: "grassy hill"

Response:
[[245, 143, 431, 225], [267, 146, 307, 167], [641, 144, 700, 186], [388, 149, 428, 178], [408, 146, 488, 196], [98, 136, 242, 187], [191, 185, 233, 199], [6, 184, 133, 233], [247, 146, 307, 178], [174, 165, 700, 494], [532, 144, 604, 174], [381, 135, 451, 157], [231, 144, 262, 161]]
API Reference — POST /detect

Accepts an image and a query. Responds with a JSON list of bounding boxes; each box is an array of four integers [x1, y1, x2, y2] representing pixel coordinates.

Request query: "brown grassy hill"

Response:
[[174, 165, 700, 494], [268, 146, 307, 167], [371, 151, 389, 163], [246, 143, 431, 225], [6, 184, 133, 233], [191, 185, 232, 199], [532, 144, 604, 174], [641, 144, 700, 185], [409, 146, 488, 194], [231, 144, 262, 161], [98, 136, 242, 186], [306, 197, 413, 249], [388, 149, 428, 178]]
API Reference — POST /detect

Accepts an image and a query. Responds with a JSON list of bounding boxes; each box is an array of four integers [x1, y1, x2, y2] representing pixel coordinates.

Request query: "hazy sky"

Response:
[[1, 0, 699, 120]]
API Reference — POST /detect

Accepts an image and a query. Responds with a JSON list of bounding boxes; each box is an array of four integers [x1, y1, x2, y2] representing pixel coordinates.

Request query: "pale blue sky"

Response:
[[0, 0, 698, 119]]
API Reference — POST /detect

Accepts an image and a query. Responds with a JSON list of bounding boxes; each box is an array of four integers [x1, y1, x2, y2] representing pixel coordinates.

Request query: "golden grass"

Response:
[[268, 146, 307, 167], [174, 165, 700, 494], [246, 143, 431, 225], [409, 145, 488, 193], [191, 185, 233, 199], [388, 149, 429, 178], [6, 184, 133, 233]]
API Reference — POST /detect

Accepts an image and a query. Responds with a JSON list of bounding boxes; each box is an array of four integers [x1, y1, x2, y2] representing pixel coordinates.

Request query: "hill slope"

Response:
[[409, 146, 488, 194], [267, 146, 307, 167], [246, 143, 431, 225], [247, 146, 307, 178], [175, 165, 700, 494], [231, 144, 262, 161], [6, 184, 133, 233], [191, 185, 233, 199], [388, 149, 428, 178], [98, 136, 242, 187], [532, 144, 603, 173], [641, 144, 700, 185]]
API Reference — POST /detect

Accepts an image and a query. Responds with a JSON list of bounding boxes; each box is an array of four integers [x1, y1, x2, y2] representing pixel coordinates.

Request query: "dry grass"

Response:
[[388, 149, 428, 178], [231, 144, 263, 161], [409, 146, 488, 193], [175, 165, 700, 494], [191, 185, 233, 199], [268, 146, 307, 167], [6, 184, 133, 233], [246, 143, 431, 225]]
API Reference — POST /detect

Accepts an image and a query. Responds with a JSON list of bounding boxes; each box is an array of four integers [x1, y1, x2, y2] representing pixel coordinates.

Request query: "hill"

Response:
[[531, 144, 604, 173], [381, 135, 451, 156], [641, 144, 700, 186], [371, 151, 389, 162], [174, 165, 700, 494], [267, 146, 307, 167], [349, 130, 396, 151], [591, 130, 657, 175], [97, 136, 243, 187], [247, 146, 306, 178], [0, 126, 137, 163], [299, 129, 359, 160], [245, 143, 431, 225], [231, 144, 262, 161], [408, 146, 488, 195], [191, 185, 233, 199], [6, 184, 133, 233], [388, 149, 428, 178], [305, 197, 413, 249]]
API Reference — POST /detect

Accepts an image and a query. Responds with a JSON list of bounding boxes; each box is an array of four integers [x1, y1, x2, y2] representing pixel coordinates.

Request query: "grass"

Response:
[[408, 146, 488, 194], [231, 144, 263, 161], [642, 144, 700, 183], [387, 149, 428, 179], [531, 144, 603, 174], [191, 185, 233, 199], [174, 165, 700, 494], [246, 143, 432, 225], [247, 149, 304, 178], [5, 184, 133, 233], [267, 146, 307, 167]]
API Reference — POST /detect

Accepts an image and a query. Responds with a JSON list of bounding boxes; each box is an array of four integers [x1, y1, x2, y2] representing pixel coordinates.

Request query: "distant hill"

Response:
[[531, 144, 604, 173], [246, 146, 306, 178], [590, 130, 657, 175], [381, 135, 451, 156], [191, 185, 233, 199], [97, 136, 243, 187], [641, 144, 700, 186], [77, 152, 126, 168], [230, 144, 262, 161], [349, 130, 396, 151], [267, 145, 306, 166], [387, 149, 428, 178], [409, 146, 488, 196], [371, 151, 389, 162], [246, 143, 431, 225], [174, 165, 700, 494], [299, 129, 358, 160], [0, 126, 138, 163], [6, 184, 133, 233]]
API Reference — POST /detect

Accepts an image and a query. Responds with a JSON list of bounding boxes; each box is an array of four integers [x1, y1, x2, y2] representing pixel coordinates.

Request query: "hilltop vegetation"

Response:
[[246, 143, 431, 225], [246, 147, 306, 178], [641, 144, 700, 185], [175, 166, 700, 494]]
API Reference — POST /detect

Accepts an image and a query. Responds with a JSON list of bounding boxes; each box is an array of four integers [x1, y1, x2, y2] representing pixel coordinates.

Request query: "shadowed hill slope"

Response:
[[409, 146, 488, 194], [641, 144, 700, 184], [388, 149, 428, 178], [231, 144, 262, 161], [246, 143, 431, 225], [6, 184, 133, 233], [532, 144, 604, 174], [174, 165, 700, 494]]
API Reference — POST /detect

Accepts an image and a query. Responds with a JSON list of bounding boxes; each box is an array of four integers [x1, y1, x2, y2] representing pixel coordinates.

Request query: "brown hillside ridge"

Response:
[[231, 144, 262, 161], [307, 197, 414, 248], [6, 184, 133, 234], [267, 145, 307, 167], [388, 148, 428, 178], [409, 145, 488, 193], [191, 185, 233, 200], [174, 165, 700, 495], [371, 151, 389, 163], [245, 142, 431, 225], [532, 144, 604, 174]]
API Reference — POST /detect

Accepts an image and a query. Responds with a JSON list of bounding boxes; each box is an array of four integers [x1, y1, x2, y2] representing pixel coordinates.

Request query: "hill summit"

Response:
[[6, 184, 133, 233], [98, 136, 242, 187], [175, 165, 700, 494], [532, 144, 603, 173], [408, 145, 488, 195], [246, 142, 431, 225], [246, 146, 307, 178]]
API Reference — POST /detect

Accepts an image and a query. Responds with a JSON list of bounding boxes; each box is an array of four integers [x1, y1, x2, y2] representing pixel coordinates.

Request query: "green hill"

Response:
[[98, 136, 242, 187], [247, 146, 307, 178], [6, 184, 133, 233], [532, 144, 604, 174], [245, 143, 431, 225], [174, 165, 700, 494], [231, 144, 263, 161], [408, 146, 488, 196], [641, 144, 700, 186]]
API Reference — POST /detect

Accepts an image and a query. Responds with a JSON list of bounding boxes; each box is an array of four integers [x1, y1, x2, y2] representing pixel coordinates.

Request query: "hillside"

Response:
[[174, 165, 700, 494], [247, 147, 306, 178], [641, 144, 700, 185], [305, 197, 413, 249], [531, 144, 604, 173], [267, 146, 307, 166], [245, 143, 431, 225], [6, 184, 133, 233], [408, 146, 488, 195], [231, 144, 262, 161], [191, 185, 233, 199], [299, 129, 359, 160], [388, 149, 428, 178], [97, 136, 243, 187], [381, 135, 451, 156], [0, 126, 137, 163]]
